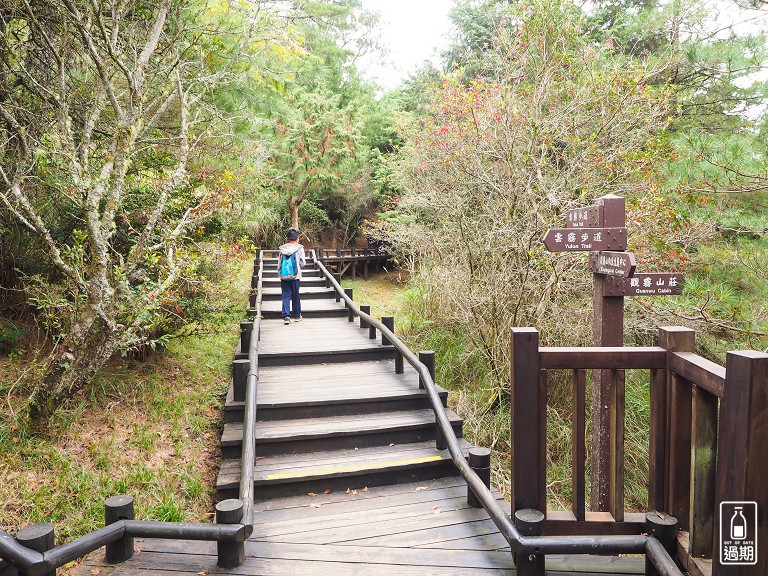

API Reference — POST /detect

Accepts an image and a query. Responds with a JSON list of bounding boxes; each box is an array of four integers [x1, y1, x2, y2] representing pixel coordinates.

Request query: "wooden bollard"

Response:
[[240, 321, 253, 353], [16, 523, 55, 576], [248, 290, 256, 309], [232, 359, 249, 402], [645, 512, 678, 576], [381, 316, 394, 346], [514, 509, 545, 576], [359, 305, 370, 329], [395, 349, 404, 374], [250, 274, 258, 289], [344, 288, 354, 322], [216, 499, 245, 568], [105, 495, 135, 564], [333, 274, 341, 301], [419, 351, 435, 390], [467, 448, 491, 508]]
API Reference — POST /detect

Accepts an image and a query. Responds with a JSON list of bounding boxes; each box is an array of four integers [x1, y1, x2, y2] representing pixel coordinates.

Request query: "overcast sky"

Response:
[[357, 0, 454, 90]]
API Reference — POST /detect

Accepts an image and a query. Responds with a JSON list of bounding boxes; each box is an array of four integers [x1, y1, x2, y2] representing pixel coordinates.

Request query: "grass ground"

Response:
[[0, 253, 251, 573]]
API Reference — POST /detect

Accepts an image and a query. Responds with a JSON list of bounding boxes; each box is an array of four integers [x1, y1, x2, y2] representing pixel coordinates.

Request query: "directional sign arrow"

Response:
[[542, 227, 628, 252], [566, 205, 603, 228], [603, 273, 684, 296], [588, 251, 637, 277]]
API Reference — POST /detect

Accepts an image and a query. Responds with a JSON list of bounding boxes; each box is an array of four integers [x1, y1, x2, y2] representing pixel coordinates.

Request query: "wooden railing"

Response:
[[312, 251, 685, 576], [511, 326, 768, 576]]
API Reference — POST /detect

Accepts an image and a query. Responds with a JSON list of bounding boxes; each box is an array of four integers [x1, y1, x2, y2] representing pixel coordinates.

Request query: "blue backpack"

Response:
[[279, 251, 298, 279]]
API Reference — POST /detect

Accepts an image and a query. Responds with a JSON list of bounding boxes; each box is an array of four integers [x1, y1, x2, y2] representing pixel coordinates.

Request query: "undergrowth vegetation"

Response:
[[0, 254, 250, 570]]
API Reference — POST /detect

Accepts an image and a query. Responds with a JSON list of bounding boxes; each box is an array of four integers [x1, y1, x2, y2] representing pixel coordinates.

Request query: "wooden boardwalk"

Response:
[[74, 256, 645, 576]]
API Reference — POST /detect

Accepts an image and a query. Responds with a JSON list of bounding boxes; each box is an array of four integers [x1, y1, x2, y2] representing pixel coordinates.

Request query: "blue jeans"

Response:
[[280, 279, 301, 319]]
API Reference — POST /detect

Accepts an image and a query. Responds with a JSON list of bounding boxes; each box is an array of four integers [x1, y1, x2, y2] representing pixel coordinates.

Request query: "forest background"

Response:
[[1, 0, 766, 559]]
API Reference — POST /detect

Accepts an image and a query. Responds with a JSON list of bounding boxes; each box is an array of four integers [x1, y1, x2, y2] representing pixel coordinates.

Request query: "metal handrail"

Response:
[[0, 520, 249, 576], [238, 250, 263, 525], [311, 250, 683, 575]]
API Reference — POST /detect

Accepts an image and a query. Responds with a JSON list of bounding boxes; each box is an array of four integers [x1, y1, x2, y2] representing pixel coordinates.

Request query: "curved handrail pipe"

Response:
[[312, 250, 683, 576]]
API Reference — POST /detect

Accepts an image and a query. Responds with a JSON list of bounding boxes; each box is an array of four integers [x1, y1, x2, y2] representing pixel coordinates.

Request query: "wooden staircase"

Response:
[[216, 256, 470, 502]]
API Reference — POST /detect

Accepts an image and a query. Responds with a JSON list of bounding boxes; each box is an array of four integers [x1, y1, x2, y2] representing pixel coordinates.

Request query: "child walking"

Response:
[[278, 228, 306, 324]]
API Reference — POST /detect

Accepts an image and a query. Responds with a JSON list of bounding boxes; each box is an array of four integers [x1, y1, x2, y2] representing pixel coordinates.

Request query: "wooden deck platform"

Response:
[[71, 257, 647, 576]]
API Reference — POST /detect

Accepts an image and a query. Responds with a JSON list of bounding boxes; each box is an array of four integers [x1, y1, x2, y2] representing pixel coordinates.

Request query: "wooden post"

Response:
[[419, 351, 435, 390], [510, 328, 546, 513], [572, 369, 586, 521], [105, 495, 134, 564], [690, 384, 718, 558], [216, 499, 245, 568], [344, 288, 354, 322], [609, 368, 626, 522], [591, 194, 625, 512], [381, 316, 394, 346], [351, 246, 357, 280], [334, 274, 341, 301], [232, 359, 249, 402], [514, 509, 545, 576], [359, 305, 370, 329], [468, 448, 491, 508], [395, 349, 404, 374], [659, 327, 695, 531], [648, 366, 668, 513], [16, 524, 54, 576], [645, 511, 678, 576], [240, 321, 253, 354], [713, 350, 768, 576]]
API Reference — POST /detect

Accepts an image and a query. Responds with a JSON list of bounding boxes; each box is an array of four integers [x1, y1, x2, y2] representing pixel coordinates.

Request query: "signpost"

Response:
[[542, 194, 684, 516], [566, 205, 602, 228], [542, 228, 628, 252], [588, 251, 637, 277], [603, 273, 684, 296]]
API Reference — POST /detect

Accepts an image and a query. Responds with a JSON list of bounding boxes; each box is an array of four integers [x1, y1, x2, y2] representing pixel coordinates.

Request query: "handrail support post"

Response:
[[105, 495, 135, 564]]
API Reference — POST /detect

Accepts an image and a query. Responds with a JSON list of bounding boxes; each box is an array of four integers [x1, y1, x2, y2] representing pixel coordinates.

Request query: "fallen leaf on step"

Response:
[[352, 490, 358, 495], [346, 487, 351, 494], [354, 447, 359, 451], [324, 489, 332, 494], [363, 486, 368, 492], [308, 492, 317, 497], [389, 443, 395, 447], [432, 506, 442, 514], [197, 572, 209, 576], [91, 570, 102, 575], [415, 487, 428, 492]]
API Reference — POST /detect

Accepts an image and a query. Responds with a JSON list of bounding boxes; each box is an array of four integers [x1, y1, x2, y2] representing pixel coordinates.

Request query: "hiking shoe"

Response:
[[283, 318, 290, 325]]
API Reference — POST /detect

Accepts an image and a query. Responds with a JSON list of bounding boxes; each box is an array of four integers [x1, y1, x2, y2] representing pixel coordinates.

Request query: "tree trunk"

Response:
[[29, 310, 117, 427], [286, 196, 302, 229]]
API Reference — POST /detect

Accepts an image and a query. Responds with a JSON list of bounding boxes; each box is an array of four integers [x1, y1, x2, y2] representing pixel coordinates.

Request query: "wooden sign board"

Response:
[[603, 273, 684, 296], [588, 251, 637, 277], [543, 228, 628, 252], [566, 205, 603, 228]]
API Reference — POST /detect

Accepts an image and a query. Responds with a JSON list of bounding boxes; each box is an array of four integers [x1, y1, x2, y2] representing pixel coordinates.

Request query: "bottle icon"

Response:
[[731, 506, 747, 540]]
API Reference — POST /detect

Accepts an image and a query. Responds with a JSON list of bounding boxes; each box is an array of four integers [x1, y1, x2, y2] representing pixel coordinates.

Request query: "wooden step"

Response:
[[216, 439, 471, 500], [262, 276, 328, 288], [261, 286, 336, 301], [261, 268, 322, 278], [258, 298, 348, 320], [237, 317, 395, 365], [220, 408, 464, 459], [224, 363, 449, 422]]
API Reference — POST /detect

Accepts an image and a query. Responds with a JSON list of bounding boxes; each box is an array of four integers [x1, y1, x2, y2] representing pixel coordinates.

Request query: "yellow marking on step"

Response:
[[265, 455, 444, 480]]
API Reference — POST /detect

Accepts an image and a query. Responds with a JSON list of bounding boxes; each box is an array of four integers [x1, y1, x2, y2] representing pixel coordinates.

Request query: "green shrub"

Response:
[[0, 319, 25, 354]]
